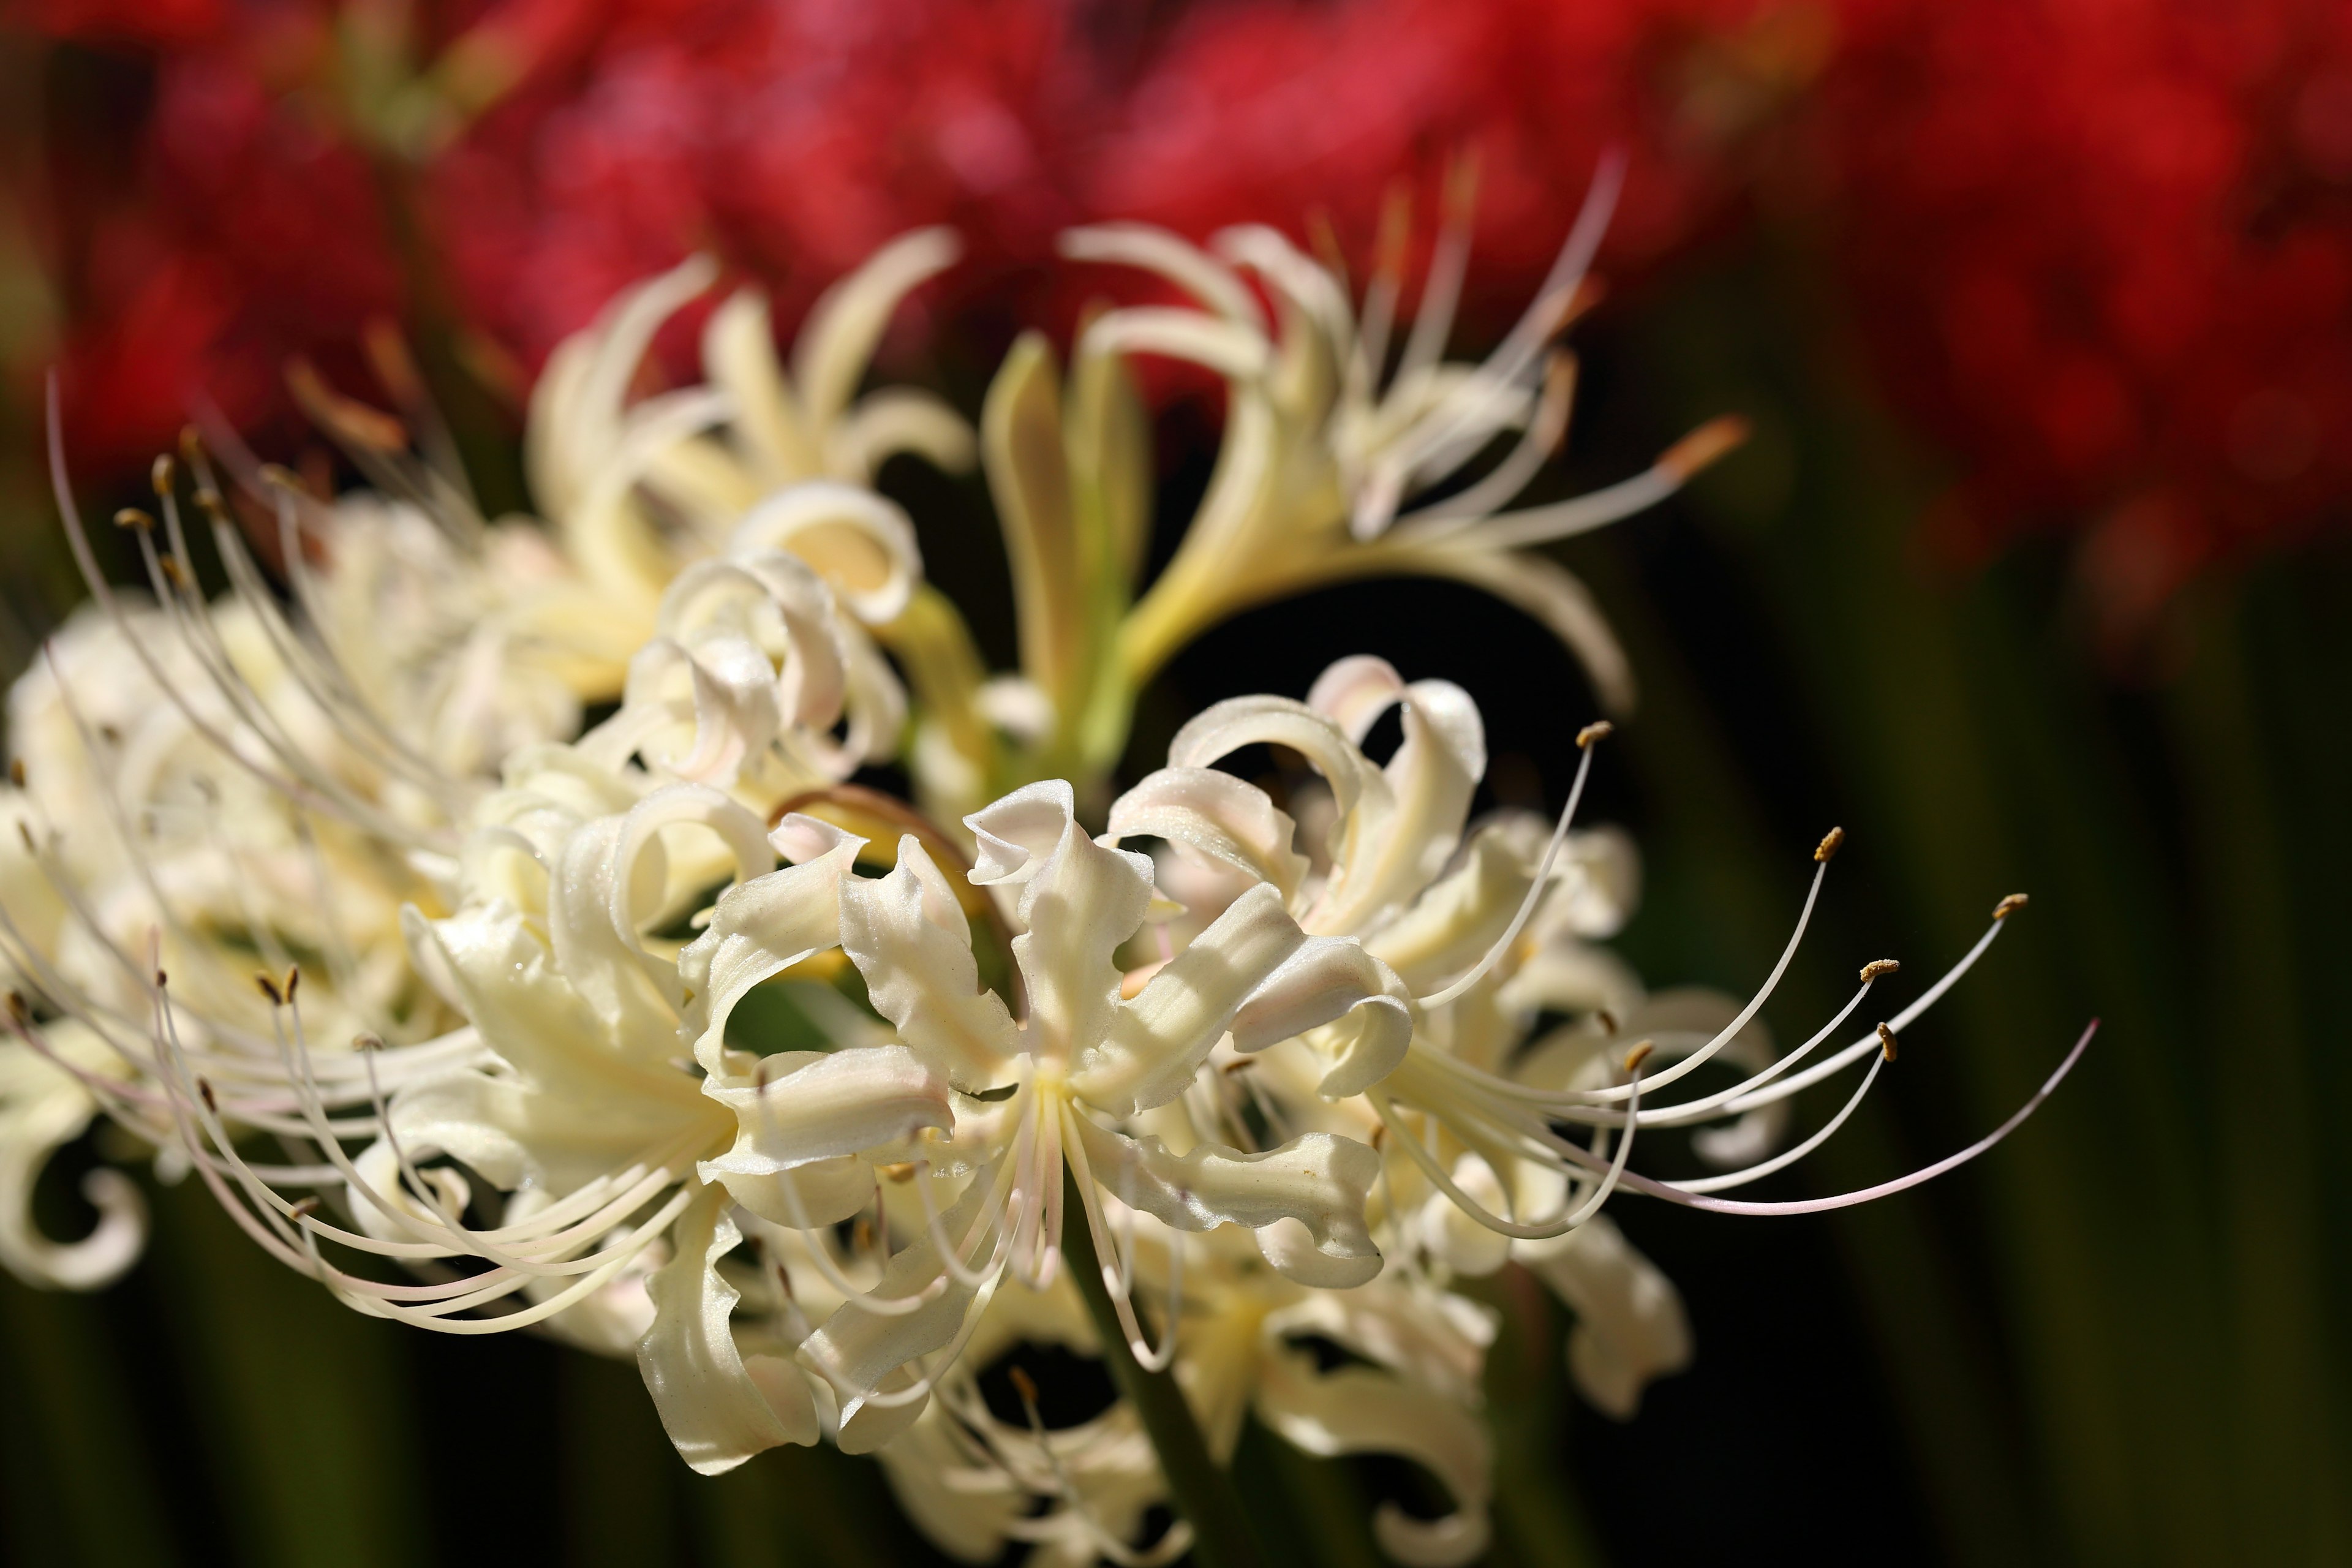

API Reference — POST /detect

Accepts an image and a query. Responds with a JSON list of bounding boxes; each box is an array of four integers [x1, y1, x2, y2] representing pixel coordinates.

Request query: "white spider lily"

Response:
[[1109, 655, 2086, 1412], [721, 778, 1409, 1446], [526, 230, 969, 631], [1063, 159, 1747, 714]]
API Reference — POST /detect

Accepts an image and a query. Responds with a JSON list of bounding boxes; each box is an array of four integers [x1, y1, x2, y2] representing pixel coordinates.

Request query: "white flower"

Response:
[[733, 777, 1409, 1446], [1063, 159, 1748, 714], [526, 231, 968, 633], [1108, 655, 2075, 1417]]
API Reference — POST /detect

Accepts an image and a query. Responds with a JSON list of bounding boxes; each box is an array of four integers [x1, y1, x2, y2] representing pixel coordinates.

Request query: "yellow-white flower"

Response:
[[1107, 655, 2076, 1419], [1064, 160, 1747, 715], [736, 776, 1409, 1446]]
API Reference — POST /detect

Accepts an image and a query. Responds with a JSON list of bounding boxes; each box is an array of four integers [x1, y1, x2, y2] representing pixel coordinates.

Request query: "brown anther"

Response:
[[284, 965, 300, 1001], [1860, 959, 1901, 983], [1656, 414, 1752, 483], [157, 557, 188, 589], [113, 507, 156, 532], [178, 426, 208, 466], [6, 991, 28, 1027], [1876, 1022, 1898, 1062], [289, 1196, 320, 1221], [1596, 1008, 1619, 1037], [1815, 826, 1845, 863], [1576, 720, 1614, 749], [1622, 1040, 1655, 1075], [153, 969, 167, 989], [17, 820, 35, 853], [1370, 1124, 1387, 1152], [851, 1217, 873, 1254], [149, 454, 175, 496], [353, 1032, 383, 1052], [1008, 1365, 1041, 1407], [254, 971, 284, 1006], [880, 1162, 917, 1184], [9, 758, 23, 788], [96, 724, 121, 747], [198, 1079, 217, 1112], [1220, 1057, 1257, 1075], [1993, 893, 2029, 921]]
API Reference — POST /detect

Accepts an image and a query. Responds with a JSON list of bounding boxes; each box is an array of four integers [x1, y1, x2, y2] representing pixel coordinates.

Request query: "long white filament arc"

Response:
[[1058, 1101, 1182, 1374]]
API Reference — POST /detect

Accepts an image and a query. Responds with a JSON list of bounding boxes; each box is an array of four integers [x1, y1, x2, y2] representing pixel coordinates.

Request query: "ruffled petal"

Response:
[[1104, 766, 1308, 907], [1072, 883, 1307, 1117], [839, 837, 1020, 1092], [1254, 1341, 1493, 1567], [0, 1028, 144, 1291], [677, 821, 862, 1072], [1517, 1213, 1691, 1420], [1303, 657, 1484, 933], [987, 799, 1154, 1061], [638, 1184, 818, 1475], [1229, 937, 1412, 1098], [701, 1046, 952, 1178], [1072, 1117, 1381, 1288], [732, 483, 924, 627]]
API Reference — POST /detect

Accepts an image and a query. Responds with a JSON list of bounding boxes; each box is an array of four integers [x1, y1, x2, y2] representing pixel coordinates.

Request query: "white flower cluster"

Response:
[[0, 189, 2081, 1567]]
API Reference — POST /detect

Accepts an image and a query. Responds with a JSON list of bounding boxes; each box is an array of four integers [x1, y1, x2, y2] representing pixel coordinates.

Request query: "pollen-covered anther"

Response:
[[8, 757, 24, 787], [353, 1032, 383, 1052], [1595, 1008, 1619, 1036], [880, 1162, 917, 1183], [197, 1079, 217, 1112], [157, 557, 188, 590], [254, 971, 284, 1007], [1815, 826, 1846, 863], [1622, 1040, 1655, 1076], [1576, 720, 1614, 749], [1877, 1022, 1898, 1062], [1657, 414, 1753, 483], [1860, 959, 1901, 983], [1220, 1057, 1257, 1075], [153, 969, 167, 989], [149, 454, 175, 496], [112, 507, 155, 532], [284, 965, 300, 1002], [289, 1196, 320, 1221], [5, 991, 28, 1028], [1993, 893, 2029, 921], [1008, 1364, 1041, 1408]]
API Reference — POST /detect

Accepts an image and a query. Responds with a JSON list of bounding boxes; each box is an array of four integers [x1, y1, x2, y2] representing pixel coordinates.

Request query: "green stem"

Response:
[[1059, 1169, 1263, 1568]]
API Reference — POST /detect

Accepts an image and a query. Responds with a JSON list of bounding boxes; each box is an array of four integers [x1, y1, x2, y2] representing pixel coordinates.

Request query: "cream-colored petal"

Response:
[[1363, 824, 1532, 992], [1010, 816, 1154, 1061], [1071, 883, 1308, 1117], [963, 778, 1076, 886], [793, 228, 962, 434], [840, 837, 1019, 1092], [829, 386, 977, 480], [703, 1046, 951, 1172], [1228, 937, 1411, 1098], [802, 1165, 992, 1412], [1073, 1117, 1380, 1288], [731, 483, 923, 627], [1254, 1341, 1493, 1567], [0, 1028, 143, 1290], [638, 1184, 817, 1475], [678, 829, 861, 1072], [1165, 695, 1378, 832], [1517, 1212, 1691, 1420], [1305, 658, 1483, 934], [1104, 767, 1308, 908], [1058, 224, 1265, 327], [701, 287, 817, 483]]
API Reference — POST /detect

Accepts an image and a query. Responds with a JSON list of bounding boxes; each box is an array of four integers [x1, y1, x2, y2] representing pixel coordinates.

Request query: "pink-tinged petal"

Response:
[[1230, 937, 1412, 1097]]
